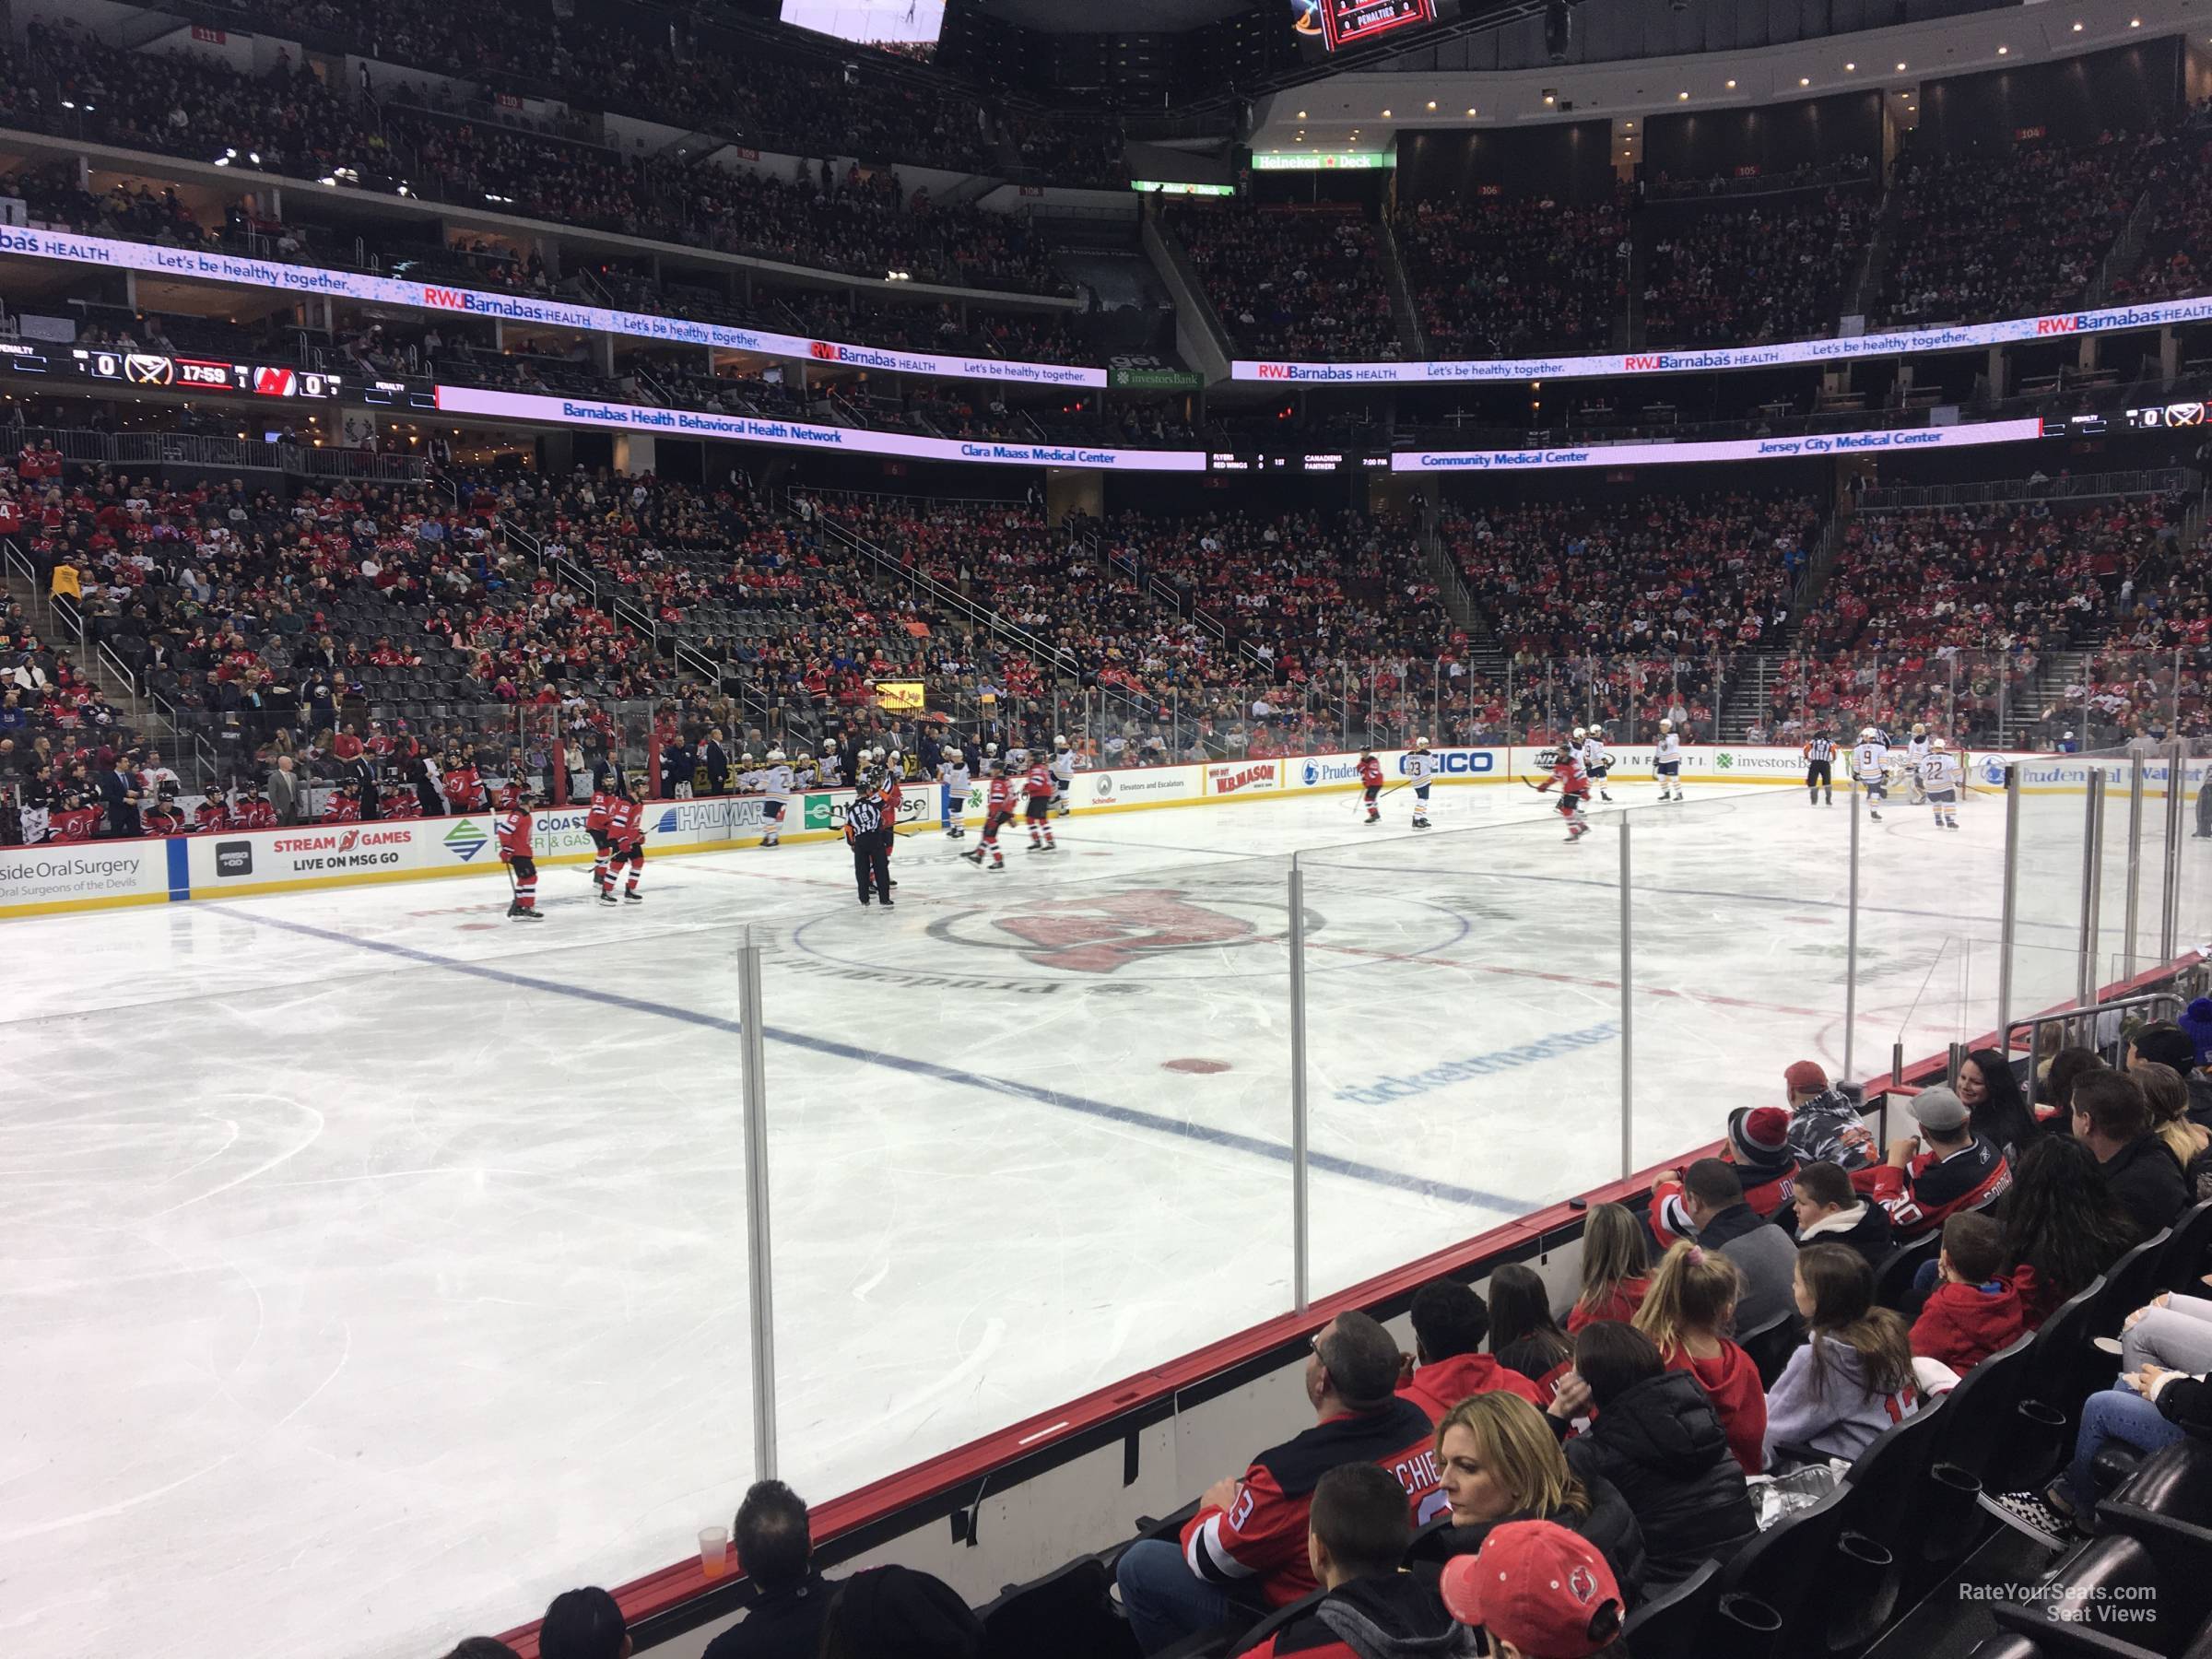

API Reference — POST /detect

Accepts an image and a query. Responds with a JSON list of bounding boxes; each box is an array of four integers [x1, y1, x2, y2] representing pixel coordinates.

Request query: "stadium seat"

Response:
[[2097, 1440, 2212, 1634], [1837, 1394, 1953, 1628], [2158, 1203, 2212, 1295], [1713, 1483, 1856, 1659], [1992, 1535, 2172, 1659], [1620, 1557, 1722, 1659], [2070, 1235, 2177, 1405], [1874, 1234, 1944, 1312], [978, 1558, 1139, 1659], [1742, 1316, 1808, 1389]]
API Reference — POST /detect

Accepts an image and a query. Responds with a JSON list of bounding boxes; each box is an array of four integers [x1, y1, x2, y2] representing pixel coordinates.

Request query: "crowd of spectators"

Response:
[[1877, 124, 2176, 328], [1642, 187, 1873, 347], [0, 24, 1070, 296], [2109, 110, 2212, 304], [1394, 190, 1630, 359], [1170, 204, 1403, 361]]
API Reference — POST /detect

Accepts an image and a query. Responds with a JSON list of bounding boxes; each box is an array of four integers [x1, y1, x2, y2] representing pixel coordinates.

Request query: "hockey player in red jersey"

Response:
[[1356, 748, 1384, 824], [600, 779, 649, 904], [231, 784, 276, 830], [441, 757, 484, 814], [1021, 756, 1056, 852], [1536, 747, 1592, 842], [963, 761, 1015, 871], [496, 788, 544, 921], [585, 776, 618, 892], [195, 790, 233, 832]]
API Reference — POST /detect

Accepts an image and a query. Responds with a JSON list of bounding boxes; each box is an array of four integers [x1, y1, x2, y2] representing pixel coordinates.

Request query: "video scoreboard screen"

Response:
[[70, 348, 342, 398], [1293, 0, 1437, 53], [1208, 451, 1392, 474]]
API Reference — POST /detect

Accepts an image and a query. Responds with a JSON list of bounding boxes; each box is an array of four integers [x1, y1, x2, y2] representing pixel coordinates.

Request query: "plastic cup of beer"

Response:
[[700, 1525, 729, 1578]]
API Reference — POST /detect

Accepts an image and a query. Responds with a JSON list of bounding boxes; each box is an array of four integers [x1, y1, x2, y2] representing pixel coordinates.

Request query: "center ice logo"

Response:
[[443, 818, 489, 862], [956, 889, 1260, 974]]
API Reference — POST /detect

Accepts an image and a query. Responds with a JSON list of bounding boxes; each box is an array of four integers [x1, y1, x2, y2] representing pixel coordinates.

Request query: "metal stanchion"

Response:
[[2162, 740, 2188, 961], [1998, 765, 2020, 1053], [2124, 755, 2145, 981], [1288, 859, 1311, 1316], [2077, 771, 2106, 1008], [1619, 817, 1634, 1180], [1843, 784, 1861, 1083], [738, 934, 778, 1480]]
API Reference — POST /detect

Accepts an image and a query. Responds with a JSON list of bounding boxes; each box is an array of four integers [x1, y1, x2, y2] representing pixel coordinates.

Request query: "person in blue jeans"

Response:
[[2044, 1368, 2192, 1528]]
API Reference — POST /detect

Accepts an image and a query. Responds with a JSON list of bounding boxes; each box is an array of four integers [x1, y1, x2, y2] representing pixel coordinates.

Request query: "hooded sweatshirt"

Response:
[[1910, 1277, 2026, 1374], [1240, 1570, 1484, 1659], [1787, 1086, 1876, 1171], [1397, 1351, 1547, 1424], [1662, 1340, 1768, 1476], [1762, 1333, 1918, 1467], [1564, 1371, 1759, 1587]]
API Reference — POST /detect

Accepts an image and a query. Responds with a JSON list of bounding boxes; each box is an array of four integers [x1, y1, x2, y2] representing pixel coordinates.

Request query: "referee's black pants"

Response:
[[1806, 759, 1831, 800], [853, 831, 892, 902]]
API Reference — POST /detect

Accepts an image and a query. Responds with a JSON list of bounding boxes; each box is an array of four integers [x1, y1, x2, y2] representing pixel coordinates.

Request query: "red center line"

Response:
[[1305, 938, 1832, 1020]]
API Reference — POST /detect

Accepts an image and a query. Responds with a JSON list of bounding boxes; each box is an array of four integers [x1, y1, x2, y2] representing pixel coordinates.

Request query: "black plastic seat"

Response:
[[1874, 1233, 1944, 1312], [2158, 1202, 2212, 1295], [1993, 1534, 2171, 1658], [1715, 1483, 1857, 1659], [1622, 1557, 1721, 1659], [2097, 1440, 2212, 1637], [978, 1558, 1138, 1659]]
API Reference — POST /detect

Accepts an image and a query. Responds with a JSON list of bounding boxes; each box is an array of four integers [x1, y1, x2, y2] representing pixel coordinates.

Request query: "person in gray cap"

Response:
[[1862, 1085, 2011, 1241]]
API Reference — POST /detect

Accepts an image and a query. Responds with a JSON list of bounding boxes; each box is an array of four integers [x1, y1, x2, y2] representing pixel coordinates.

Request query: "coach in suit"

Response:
[[266, 754, 304, 824], [699, 727, 730, 796]]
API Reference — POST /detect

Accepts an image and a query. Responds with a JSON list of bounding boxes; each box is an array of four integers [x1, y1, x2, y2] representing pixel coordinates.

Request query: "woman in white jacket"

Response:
[[1763, 1243, 1920, 1468]]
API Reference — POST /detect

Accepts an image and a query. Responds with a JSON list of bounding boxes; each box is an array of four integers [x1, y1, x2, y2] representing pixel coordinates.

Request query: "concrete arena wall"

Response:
[[5, 745, 2181, 920]]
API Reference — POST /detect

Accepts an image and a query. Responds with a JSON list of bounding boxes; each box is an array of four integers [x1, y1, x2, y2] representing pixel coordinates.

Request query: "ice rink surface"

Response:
[[3, 774, 2188, 1659]]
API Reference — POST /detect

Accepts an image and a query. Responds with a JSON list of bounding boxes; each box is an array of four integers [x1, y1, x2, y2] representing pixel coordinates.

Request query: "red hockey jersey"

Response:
[[195, 801, 232, 832], [49, 806, 98, 841], [442, 766, 483, 812], [1178, 1399, 1443, 1608], [586, 786, 617, 832], [233, 798, 276, 830], [986, 775, 1015, 815], [605, 797, 645, 850], [321, 795, 360, 823], [1357, 755, 1383, 787], [494, 806, 534, 861], [1550, 751, 1589, 794]]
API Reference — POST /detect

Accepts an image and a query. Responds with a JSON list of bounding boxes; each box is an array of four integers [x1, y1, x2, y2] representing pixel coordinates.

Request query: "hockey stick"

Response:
[[1348, 779, 1413, 807]]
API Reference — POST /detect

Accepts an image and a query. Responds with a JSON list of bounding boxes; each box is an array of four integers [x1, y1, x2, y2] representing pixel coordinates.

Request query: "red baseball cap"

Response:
[[1441, 1522, 1623, 1659], [1785, 1060, 1829, 1094]]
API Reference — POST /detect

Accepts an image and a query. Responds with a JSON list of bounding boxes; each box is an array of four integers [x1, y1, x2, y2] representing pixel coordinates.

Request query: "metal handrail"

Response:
[[2006, 991, 2186, 1116]]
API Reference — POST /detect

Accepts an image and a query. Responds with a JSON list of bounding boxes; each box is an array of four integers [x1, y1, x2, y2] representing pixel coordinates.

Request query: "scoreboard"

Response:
[[70, 347, 342, 398], [1311, 0, 1436, 52]]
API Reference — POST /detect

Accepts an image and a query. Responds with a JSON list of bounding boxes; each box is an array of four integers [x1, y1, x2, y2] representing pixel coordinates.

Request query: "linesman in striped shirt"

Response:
[[845, 779, 895, 908], [1803, 727, 1836, 806]]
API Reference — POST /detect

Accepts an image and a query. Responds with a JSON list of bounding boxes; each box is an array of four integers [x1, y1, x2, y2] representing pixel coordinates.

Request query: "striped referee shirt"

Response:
[[1806, 737, 1835, 761], [846, 798, 885, 836]]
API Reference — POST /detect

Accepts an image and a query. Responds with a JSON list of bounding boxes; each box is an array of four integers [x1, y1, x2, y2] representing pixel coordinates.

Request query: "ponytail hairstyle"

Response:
[[1795, 1242, 1916, 1400], [1633, 1239, 1743, 1360], [1573, 1202, 1650, 1321]]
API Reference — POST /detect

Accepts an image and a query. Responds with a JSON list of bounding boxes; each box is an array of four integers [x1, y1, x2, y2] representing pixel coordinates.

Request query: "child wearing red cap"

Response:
[[1441, 1521, 1628, 1659]]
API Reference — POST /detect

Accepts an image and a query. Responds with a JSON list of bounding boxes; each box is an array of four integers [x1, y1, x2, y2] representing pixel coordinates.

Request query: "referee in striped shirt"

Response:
[[847, 777, 895, 907], [1803, 728, 1835, 806]]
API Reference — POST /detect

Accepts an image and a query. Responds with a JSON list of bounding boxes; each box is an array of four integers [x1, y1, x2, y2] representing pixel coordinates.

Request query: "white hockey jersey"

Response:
[[942, 760, 971, 794], [764, 763, 794, 794], [1853, 740, 1888, 781], [735, 767, 766, 794], [1052, 747, 1077, 783], [1579, 736, 1610, 774], [1654, 732, 1681, 764], [1404, 749, 1440, 785], [1918, 752, 1961, 795], [1907, 735, 1933, 766]]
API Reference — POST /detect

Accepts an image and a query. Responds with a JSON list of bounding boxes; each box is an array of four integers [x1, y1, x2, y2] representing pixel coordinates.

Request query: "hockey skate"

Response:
[[1566, 821, 1589, 842], [1412, 817, 1430, 830], [962, 848, 985, 865], [987, 857, 1005, 872], [599, 888, 618, 905], [1599, 790, 1613, 802], [623, 889, 642, 903]]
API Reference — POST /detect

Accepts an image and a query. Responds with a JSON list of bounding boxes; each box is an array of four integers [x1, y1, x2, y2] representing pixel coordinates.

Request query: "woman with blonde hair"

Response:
[[1432, 1392, 1646, 1604], [2138, 1062, 2212, 1200], [1567, 1203, 1651, 1333], [1633, 1240, 1767, 1474]]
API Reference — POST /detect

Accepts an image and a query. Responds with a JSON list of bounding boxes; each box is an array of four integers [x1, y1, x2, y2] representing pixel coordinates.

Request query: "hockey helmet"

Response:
[[1053, 734, 1066, 747], [1590, 724, 1606, 737], [1860, 726, 1878, 741], [1414, 735, 1430, 749], [984, 742, 999, 755], [767, 748, 785, 762], [1932, 737, 1948, 751], [1659, 719, 1674, 733], [741, 752, 756, 766], [1912, 723, 1927, 736], [1572, 726, 1588, 741]]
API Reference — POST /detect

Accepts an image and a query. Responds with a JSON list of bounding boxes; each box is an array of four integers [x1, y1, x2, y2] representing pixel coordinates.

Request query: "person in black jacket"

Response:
[[1556, 1323, 1758, 1588], [1431, 1392, 1646, 1607], [2073, 1069, 2188, 1236], [700, 1479, 835, 1659], [845, 781, 893, 908], [1783, 1160, 1896, 1265]]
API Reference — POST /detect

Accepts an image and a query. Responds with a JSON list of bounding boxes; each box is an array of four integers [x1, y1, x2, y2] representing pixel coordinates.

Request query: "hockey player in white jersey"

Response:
[[816, 745, 843, 788], [1918, 738, 1961, 830], [940, 751, 971, 839], [735, 753, 764, 796], [1904, 723, 1933, 805], [759, 748, 794, 847], [1853, 726, 1890, 821], [1653, 720, 1683, 802], [1405, 736, 1439, 829], [1583, 724, 1614, 802], [1051, 735, 1076, 816]]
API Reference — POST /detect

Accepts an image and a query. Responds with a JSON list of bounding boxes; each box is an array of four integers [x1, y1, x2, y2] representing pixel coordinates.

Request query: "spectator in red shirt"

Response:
[[1861, 1087, 2011, 1239], [1116, 1312, 1441, 1653], [1911, 1212, 2025, 1377], [1632, 1241, 1768, 1477], [1566, 1204, 1650, 1333], [1396, 1280, 1547, 1424]]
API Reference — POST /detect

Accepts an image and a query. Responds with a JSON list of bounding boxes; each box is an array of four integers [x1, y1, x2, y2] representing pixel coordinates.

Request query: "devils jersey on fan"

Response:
[[1179, 1396, 1442, 1607], [494, 806, 534, 861], [1550, 750, 1589, 794], [1023, 761, 1052, 799], [605, 796, 645, 850], [586, 786, 618, 833], [1357, 754, 1383, 788], [986, 774, 1016, 816]]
